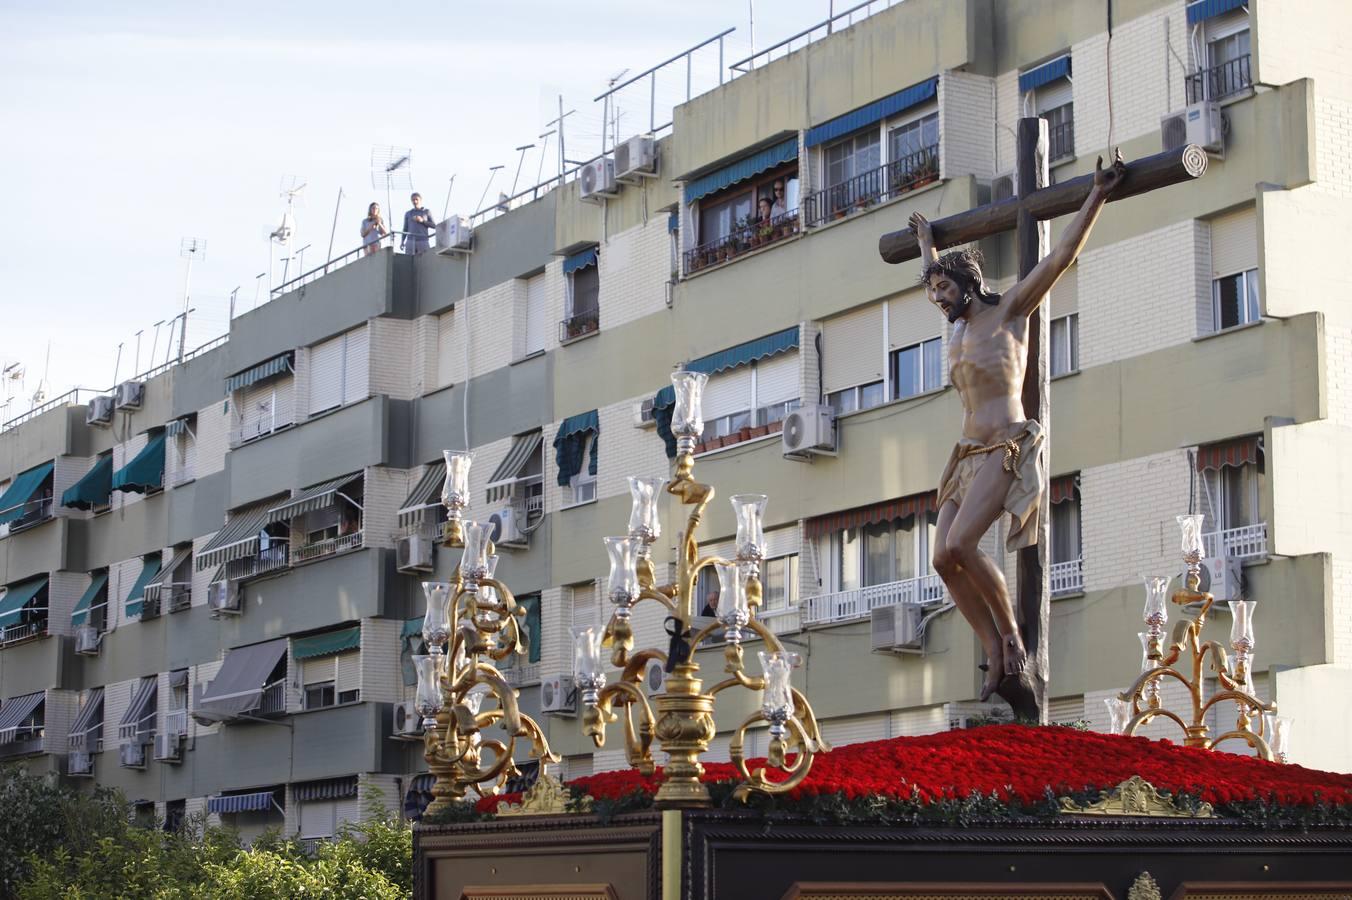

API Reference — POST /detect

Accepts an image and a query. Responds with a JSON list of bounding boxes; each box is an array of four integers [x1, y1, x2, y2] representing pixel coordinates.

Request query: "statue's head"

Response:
[[920, 248, 999, 323]]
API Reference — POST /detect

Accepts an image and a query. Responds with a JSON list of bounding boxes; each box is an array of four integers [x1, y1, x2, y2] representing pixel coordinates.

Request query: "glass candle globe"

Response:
[[670, 371, 708, 439], [459, 521, 490, 583], [573, 626, 606, 683], [1265, 713, 1293, 761], [1142, 574, 1171, 625], [758, 650, 794, 722], [626, 476, 666, 544], [1229, 599, 1255, 650], [1176, 514, 1205, 557], [441, 451, 473, 512], [714, 561, 750, 639], [412, 655, 443, 728], [421, 581, 453, 648], [731, 494, 768, 562], [604, 537, 640, 610], [1104, 697, 1131, 735]]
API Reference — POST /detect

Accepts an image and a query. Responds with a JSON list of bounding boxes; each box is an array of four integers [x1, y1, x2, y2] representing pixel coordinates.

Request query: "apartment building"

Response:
[[1, 0, 1349, 838]]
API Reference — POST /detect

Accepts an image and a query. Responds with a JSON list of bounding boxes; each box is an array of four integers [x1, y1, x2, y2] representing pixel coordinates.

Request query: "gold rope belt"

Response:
[[955, 438, 1021, 473]]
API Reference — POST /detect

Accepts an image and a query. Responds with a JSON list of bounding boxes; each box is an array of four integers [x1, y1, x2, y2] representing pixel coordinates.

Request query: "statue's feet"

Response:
[[977, 660, 1002, 702], [1001, 632, 1028, 676]]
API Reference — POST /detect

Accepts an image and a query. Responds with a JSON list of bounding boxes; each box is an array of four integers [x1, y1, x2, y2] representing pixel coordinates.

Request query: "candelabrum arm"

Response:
[[730, 712, 817, 801], [1198, 688, 1275, 721], [583, 679, 657, 772]]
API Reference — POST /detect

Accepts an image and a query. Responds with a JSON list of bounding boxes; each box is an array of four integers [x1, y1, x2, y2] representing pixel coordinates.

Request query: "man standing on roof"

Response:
[[402, 192, 437, 255]]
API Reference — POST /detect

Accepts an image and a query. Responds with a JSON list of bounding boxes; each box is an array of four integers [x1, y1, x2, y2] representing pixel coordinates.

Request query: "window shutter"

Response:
[[308, 336, 344, 414], [302, 656, 335, 687], [571, 582, 599, 631], [1210, 207, 1257, 278], [436, 312, 457, 387], [702, 368, 753, 421], [763, 526, 799, 560], [822, 304, 885, 393], [755, 352, 799, 407], [524, 274, 547, 355], [1036, 78, 1073, 111], [1047, 695, 1085, 723], [1050, 265, 1078, 318], [238, 384, 269, 437], [342, 327, 369, 405], [819, 713, 889, 748], [887, 291, 940, 351], [335, 651, 360, 695], [299, 800, 337, 839]]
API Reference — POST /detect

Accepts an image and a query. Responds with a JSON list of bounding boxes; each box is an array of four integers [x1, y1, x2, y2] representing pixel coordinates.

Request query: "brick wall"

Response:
[[940, 70, 997, 181], [52, 456, 89, 518], [101, 677, 133, 745], [292, 346, 312, 418], [597, 216, 672, 330], [363, 466, 412, 550], [537, 586, 567, 678], [195, 399, 229, 478], [360, 618, 402, 704], [799, 321, 821, 406], [41, 688, 78, 754], [190, 659, 223, 737], [412, 315, 438, 398], [359, 773, 402, 819], [463, 282, 516, 380], [434, 308, 464, 390], [190, 533, 218, 608], [369, 317, 415, 400], [994, 70, 1020, 174], [47, 570, 84, 637], [107, 555, 143, 631], [1080, 449, 1191, 592]]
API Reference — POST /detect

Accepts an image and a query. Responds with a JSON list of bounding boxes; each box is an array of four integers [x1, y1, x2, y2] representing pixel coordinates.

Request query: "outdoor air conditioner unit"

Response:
[[487, 503, 525, 546], [207, 580, 241, 616], [436, 215, 473, 253], [632, 398, 657, 428], [1188, 556, 1242, 603], [540, 674, 575, 716], [992, 171, 1017, 203], [782, 404, 836, 458], [86, 395, 114, 426], [615, 135, 657, 181], [393, 700, 424, 738], [119, 741, 146, 769], [1161, 101, 1223, 154], [870, 604, 923, 653], [68, 750, 94, 776], [154, 732, 182, 763], [74, 625, 102, 655], [643, 658, 668, 696], [578, 158, 617, 201], [396, 533, 435, 573], [115, 380, 145, 410]]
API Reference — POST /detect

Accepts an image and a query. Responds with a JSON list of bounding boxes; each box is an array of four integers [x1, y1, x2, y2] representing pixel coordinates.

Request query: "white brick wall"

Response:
[[47, 570, 83, 637], [359, 774, 403, 820], [994, 70, 1020, 174], [40, 688, 78, 754], [1080, 449, 1191, 591], [597, 216, 672, 330], [52, 456, 89, 518], [107, 556, 142, 631], [798, 320, 821, 406], [363, 466, 412, 550], [191, 532, 218, 608], [412, 315, 439, 397], [369, 317, 415, 400], [537, 586, 568, 679], [190, 660, 223, 737], [464, 282, 516, 380], [940, 70, 997, 181], [102, 677, 134, 744], [195, 399, 229, 478], [1316, 97, 1352, 198], [360, 618, 402, 704]]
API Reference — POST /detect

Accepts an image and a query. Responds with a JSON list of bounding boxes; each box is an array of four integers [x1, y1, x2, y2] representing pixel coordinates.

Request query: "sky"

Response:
[[0, 0, 865, 420]]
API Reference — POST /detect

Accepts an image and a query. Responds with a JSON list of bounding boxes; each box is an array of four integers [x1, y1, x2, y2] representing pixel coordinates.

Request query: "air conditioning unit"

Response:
[[436, 215, 473, 253], [487, 503, 525, 546], [119, 741, 146, 769], [1188, 556, 1242, 603], [643, 658, 668, 696], [207, 580, 241, 616], [115, 380, 145, 410], [992, 171, 1017, 203], [74, 625, 102, 655], [68, 750, 94, 776], [393, 700, 424, 738], [86, 395, 114, 426], [154, 732, 182, 763], [579, 158, 617, 201], [871, 604, 923, 653], [615, 135, 657, 181], [632, 398, 656, 428], [1161, 101, 1223, 154], [782, 404, 836, 458], [396, 533, 435, 573], [540, 674, 575, 716]]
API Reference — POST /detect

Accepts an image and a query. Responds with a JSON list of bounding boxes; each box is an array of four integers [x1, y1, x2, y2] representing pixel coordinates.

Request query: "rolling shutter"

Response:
[[702, 368, 753, 421], [302, 656, 334, 686], [762, 526, 799, 560], [335, 651, 360, 695], [524, 274, 547, 355], [819, 713, 888, 748], [887, 291, 940, 351], [1050, 265, 1078, 318], [571, 581, 599, 631], [822, 304, 884, 393], [342, 326, 369, 404], [755, 352, 799, 407], [308, 335, 344, 415], [1210, 207, 1257, 278], [1036, 77, 1073, 111], [299, 800, 337, 839]]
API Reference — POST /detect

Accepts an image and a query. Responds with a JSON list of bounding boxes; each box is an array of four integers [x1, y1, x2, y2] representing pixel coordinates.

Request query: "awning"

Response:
[[293, 775, 358, 802], [404, 774, 436, 819], [553, 410, 599, 487], [1050, 475, 1079, 505], [398, 461, 446, 527], [0, 576, 48, 629], [145, 548, 191, 592], [292, 626, 361, 661], [208, 790, 279, 815], [684, 137, 799, 204], [0, 691, 44, 739], [562, 247, 598, 275], [112, 432, 166, 495], [70, 687, 104, 738], [0, 461, 53, 526], [195, 638, 288, 722], [62, 456, 112, 510], [196, 500, 274, 571], [124, 557, 163, 619], [169, 669, 190, 689], [1019, 55, 1072, 93], [805, 491, 939, 540], [225, 353, 293, 394], [1187, 0, 1245, 25], [70, 573, 109, 627], [267, 472, 362, 523], [119, 676, 157, 735], [1196, 435, 1261, 473], [486, 432, 544, 502], [805, 78, 938, 148], [401, 616, 426, 686], [164, 417, 193, 439]]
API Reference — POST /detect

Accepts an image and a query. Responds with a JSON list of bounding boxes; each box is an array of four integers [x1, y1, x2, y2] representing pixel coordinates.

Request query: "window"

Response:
[[1050, 493, 1081, 565], [887, 113, 939, 167], [306, 327, 369, 416], [1204, 463, 1260, 534], [1043, 102, 1074, 161], [569, 435, 597, 505], [519, 272, 547, 358], [1212, 269, 1260, 331], [304, 683, 335, 709], [685, 163, 800, 273], [1189, 12, 1252, 102], [827, 381, 885, 416], [831, 515, 936, 590], [564, 264, 600, 341], [699, 191, 754, 248], [760, 555, 799, 613], [890, 338, 943, 400], [825, 130, 881, 190], [1050, 314, 1079, 376]]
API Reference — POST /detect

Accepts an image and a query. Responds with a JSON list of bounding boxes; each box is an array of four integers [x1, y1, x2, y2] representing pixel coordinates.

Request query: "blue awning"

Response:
[[805, 78, 938, 148], [0, 461, 53, 526], [653, 326, 801, 411], [0, 576, 47, 630], [208, 790, 278, 814], [562, 248, 598, 275], [293, 776, 358, 803], [553, 410, 599, 487], [164, 417, 192, 439], [683, 138, 799, 205], [225, 353, 293, 394], [1187, 0, 1245, 25], [124, 557, 162, 619], [111, 433, 166, 495], [62, 455, 112, 511], [71, 573, 108, 627], [1019, 55, 1071, 93]]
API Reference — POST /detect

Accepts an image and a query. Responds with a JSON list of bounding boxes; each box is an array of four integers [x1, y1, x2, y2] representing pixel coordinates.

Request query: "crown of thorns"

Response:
[[918, 248, 996, 299]]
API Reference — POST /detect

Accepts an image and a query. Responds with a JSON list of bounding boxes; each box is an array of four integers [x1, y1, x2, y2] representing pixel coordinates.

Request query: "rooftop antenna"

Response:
[[113, 342, 124, 386], [371, 146, 413, 235], [31, 342, 50, 407], [228, 285, 241, 321], [476, 165, 505, 217], [253, 272, 266, 310], [546, 96, 577, 187], [325, 187, 344, 272], [271, 177, 306, 288], [133, 329, 144, 375], [148, 319, 166, 368], [178, 238, 206, 363], [536, 130, 556, 194], [603, 69, 630, 155], [441, 174, 457, 220], [509, 143, 536, 197]]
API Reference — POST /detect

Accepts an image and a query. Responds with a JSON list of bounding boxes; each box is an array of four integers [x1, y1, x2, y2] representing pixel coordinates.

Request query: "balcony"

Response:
[[293, 530, 364, 564], [559, 310, 599, 344], [0, 618, 48, 649], [684, 210, 801, 275], [229, 418, 294, 449], [253, 680, 287, 716], [1050, 558, 1084, 596], [803, 145, 939, 229], [502, 663, 541, 687], [165, 709, 189, 737], [143, 583, 191, 618], [1185, 54, 1252, 104], [1203, 523, 1267, 561], [221, 544, 290, 581], [0, 726, 43, 758], [6, 496, 53, 534], [802, 574, 945, 626]]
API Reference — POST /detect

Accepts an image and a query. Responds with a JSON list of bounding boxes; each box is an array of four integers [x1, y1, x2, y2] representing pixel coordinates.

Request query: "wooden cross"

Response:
[[878, 119, 1208, 721]]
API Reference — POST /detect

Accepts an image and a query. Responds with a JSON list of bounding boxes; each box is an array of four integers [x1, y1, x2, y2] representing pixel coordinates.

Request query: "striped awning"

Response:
[[62, 455, 112, 511], [806, 78, 938, 148], [70, 572, 109, 627], [0, 576, 48, 629], [208, 790, 279, 815], [486, 432, 544, 502], [562, 247, 598, 275], [293, 775, 358, 802], [805, 491, 939, 539], [164, 417, 193, 439], [1019, 55, 1071, 93], [267, 473, 362, 523], [70, 687, 104, 737], [124, 556, 163, 619], [684, 136, 799, 204], [1187, 0, 1245, 25], [292, 625, 360, 661], [196, 500, 275, 571], [398, 461, 446, 527], [0, 691, 44, 738], [225, 353, 293, 394], [1196, 435, 1261, 473], [0, 461, 53, 526], [145, 548, 191, 591], [119, 676, 157, 733], [1050, 475, 1079, 505]]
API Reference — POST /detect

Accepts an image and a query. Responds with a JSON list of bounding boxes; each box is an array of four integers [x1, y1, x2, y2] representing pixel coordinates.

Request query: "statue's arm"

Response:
[[1004, 151, 1127, 321], [909, 212, 940, 268]]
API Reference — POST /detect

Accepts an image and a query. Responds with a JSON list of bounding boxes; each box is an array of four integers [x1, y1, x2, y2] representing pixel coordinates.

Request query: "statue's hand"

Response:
[[909, 211, 933, 243], [1094, 149, 1127, 197]]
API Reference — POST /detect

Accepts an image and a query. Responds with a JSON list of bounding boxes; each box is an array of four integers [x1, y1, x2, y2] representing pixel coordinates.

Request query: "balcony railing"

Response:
[[683, 210, 801, 275], [502, 663, 542, 687], [221, 544, 290, 581], [293, 530, 364, 564], [68, 729, 103, 753], [5, 496, 53, 533], [1050, 558, 1084, 596], [1185, 54, 1252, 104], [803, 145, 939, 228], [1048, 117, 1075, 161], [164, 709, 189, 737], [229, 416, 294, 449], [0, 618, 48, 648], [802, 574, 946, 626], [253, 680, 287, 716], [559, 310, 600, 343], [1202, 523, 1267, 561], [0, 727, 44, 758]]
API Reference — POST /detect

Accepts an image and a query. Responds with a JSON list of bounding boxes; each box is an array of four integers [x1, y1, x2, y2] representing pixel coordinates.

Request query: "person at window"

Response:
[[757, 197, 774, 229], [700, 582, 720, 619], [770, 180, 788, 218], [361, 203, 387, 256], [402, 192, 437, 255]]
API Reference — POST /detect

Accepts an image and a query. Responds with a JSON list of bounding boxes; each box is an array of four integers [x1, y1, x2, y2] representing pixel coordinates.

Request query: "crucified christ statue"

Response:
[[911, 151, 1126, 705]]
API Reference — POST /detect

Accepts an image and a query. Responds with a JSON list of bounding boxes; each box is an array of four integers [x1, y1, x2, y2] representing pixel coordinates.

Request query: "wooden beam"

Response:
[[878, 144, 1209, 264]]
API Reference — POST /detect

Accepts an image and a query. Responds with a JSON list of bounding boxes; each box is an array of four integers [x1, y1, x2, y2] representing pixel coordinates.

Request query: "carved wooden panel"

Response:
[[781, 884, 1114, 900], [460, 885, 618, 900], [1170, 887, 1352, 900]]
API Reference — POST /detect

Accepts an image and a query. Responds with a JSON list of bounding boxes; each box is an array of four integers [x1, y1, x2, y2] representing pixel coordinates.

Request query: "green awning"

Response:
[[401, 617, 426, 685], [112, 433, 166, 495], [401, 616, 425, 640], [62, 456, 112, 510], [292, 625, 361, 660], [267, 473, 362, 523], [124, 558, 163, 619], [225, 353, 293, 394], [0, 576, 48, 629], [553, 410, 599, 487], [0, 462, 53, 526], [70, 573, 108, 627]]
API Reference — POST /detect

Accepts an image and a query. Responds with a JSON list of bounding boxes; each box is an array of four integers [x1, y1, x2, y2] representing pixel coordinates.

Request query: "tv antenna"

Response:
[[371, 146, 413, 232], [509, 143, 536, 198], [441, 174, 457, 221], [536, 130, 556, 192], [31, 342, 50, 408], [475, 165, 505, 217], [545, 97, 576, 187], [177, 237, 206, 363], [270, 176, 306, 288], [602, 69, 630, 155]]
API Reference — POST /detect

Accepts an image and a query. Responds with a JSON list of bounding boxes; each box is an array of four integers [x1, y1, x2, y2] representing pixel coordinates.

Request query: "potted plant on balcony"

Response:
[[911, 156, 940, 190]]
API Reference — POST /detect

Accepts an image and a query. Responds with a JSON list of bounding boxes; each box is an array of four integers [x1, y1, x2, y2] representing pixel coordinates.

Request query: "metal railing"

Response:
[[3, 496, 54, 533], [0, 618, 48, 648], [164, 709, 189, 737], [1050, 558, 1084, 596], [222, 544, 290, 582], [0, 728, 43, 757], [118, 713, 155, 743], [68, 728, 103, 753], [756, 605, 802, 636], [254, 681, 287, 716], [502, 663, 542, 687], [802, 574, 945, 626], [293, 530, 364, 563], [1186, 54, 1252, 103], [729, 0, 898, 73], [229, 414, 295, 448], [683, 210, 800, 274], [803, 145, 939, 228], [266, 231, 425, 301], [1202, 523, 1268, 561], [1047, 113, 1075, 161], [559, 310, 600, 343]]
